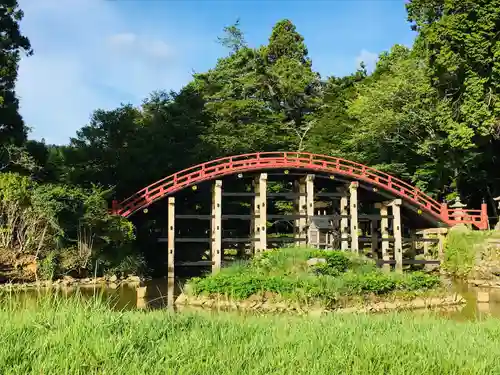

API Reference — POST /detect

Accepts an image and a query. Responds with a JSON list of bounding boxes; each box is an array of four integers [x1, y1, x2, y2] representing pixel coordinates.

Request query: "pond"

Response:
[[3, 278, 500, 320]]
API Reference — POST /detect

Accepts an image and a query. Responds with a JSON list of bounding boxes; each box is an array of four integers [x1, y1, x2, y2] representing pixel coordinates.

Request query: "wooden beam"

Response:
[[306, 174, 315, 247], [211, 180, 222, 273], [296, 178, 307, 246], [258, 173, 267, 252], [376, 202, 390, 272], [349, 181, 359, 252], [167, 197, 175, 281], [392, 200, 403, 273], [340, 190, 349, 250]]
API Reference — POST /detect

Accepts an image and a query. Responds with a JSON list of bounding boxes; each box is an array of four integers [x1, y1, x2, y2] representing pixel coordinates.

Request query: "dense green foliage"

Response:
[[188, 248, 441, 305], [442, 228, 500, 278], [1, 294, 500, 374], [2, 0, 500, 277], [0, 172, 138, 279]]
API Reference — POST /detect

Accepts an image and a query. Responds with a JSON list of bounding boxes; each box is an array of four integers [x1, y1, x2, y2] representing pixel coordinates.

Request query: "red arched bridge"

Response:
[[112, 152, 488, 229]]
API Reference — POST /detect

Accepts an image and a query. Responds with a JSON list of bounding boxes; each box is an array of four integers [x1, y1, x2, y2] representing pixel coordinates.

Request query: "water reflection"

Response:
[[4, 278, 500, 320], [0, 278, 184, 311]]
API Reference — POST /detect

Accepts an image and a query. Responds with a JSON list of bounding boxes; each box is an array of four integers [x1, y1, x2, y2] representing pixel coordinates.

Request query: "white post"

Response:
[[349, 182, 359, 252], [258, 173, 267, 252], [211, 180, 222, 273], [391, 199, 403, 273]]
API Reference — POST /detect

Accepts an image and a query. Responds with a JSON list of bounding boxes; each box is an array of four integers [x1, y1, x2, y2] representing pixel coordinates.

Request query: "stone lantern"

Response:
[[450, 197, 467, 225]]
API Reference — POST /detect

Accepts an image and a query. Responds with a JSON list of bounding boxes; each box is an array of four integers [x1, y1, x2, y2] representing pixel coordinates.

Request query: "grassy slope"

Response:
[[442, 229, 500, 278], [1, 295, 500, 374], [187, 248, 442, 307]]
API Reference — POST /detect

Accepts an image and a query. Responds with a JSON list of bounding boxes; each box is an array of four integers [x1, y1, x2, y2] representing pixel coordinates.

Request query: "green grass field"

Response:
[[1, 294, 500, 374]]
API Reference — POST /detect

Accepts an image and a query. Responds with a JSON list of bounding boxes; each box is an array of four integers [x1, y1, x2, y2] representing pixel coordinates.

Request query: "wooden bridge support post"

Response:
[[340, 188, 349, 251], [251, 177, 259, 254], [258, 173, 267, 252], [437, 231, 445, 260], [371, 219, 379, 258], [422, 231, 429, 258], [295, 177, 308, 246], [391, 199, 403, 273], [167, 197, 175, 281], [349, 182, 359, 252], [211, 180, 222, 273], [376, 202, 390, 272], [306, 174, 315, 225]]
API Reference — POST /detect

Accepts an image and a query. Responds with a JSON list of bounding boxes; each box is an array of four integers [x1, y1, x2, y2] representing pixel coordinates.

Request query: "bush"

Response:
[[0, 172, 137, 278], [188, 248, 442, 304], [310, 250, 350, 276], [442, 228, 494, 278]]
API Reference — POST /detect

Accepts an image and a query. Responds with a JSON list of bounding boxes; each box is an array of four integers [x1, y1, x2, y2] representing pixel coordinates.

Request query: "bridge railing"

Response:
[[112, 152, 489, 229]]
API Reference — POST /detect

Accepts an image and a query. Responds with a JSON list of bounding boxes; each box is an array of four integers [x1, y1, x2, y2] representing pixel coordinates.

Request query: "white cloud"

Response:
[[16, 0, 192, 145], [355, 49, 379, 73]]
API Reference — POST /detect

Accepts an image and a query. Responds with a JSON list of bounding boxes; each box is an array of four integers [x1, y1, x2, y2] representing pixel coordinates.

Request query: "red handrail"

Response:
[[113, 152, 488, 229]]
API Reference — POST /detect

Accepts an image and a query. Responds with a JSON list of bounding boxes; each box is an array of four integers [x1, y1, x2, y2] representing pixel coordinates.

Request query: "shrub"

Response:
[[442, 228, 494, 278], [0, 172, 136, 278], [310, 250, 350, 276], [187, 248, 442, 304]]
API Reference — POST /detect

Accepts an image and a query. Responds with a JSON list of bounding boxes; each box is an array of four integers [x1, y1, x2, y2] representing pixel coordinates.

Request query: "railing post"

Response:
[[111, 200, 118, 214], [481, 201, 489, 230]]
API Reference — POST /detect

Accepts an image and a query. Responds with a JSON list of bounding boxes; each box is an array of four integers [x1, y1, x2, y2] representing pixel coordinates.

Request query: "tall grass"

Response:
[[442, 229, 499, 278], [0, 294, 500, 374]]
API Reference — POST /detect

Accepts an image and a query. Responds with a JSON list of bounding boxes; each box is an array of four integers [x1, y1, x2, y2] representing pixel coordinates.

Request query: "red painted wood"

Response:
[[112, 152, 488, 229]]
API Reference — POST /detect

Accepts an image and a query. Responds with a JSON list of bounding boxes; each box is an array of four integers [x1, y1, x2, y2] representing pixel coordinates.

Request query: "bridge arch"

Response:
[[112, 152, 487, 229]]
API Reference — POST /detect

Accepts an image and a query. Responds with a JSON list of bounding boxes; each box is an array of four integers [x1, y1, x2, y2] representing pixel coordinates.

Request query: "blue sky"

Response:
[[16, 0, 415, 145]]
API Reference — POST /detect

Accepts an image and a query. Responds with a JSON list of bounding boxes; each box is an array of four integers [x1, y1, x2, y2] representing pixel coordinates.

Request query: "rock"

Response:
[[62, 275, 74, 284], [307, 258, 327, 267], [109, 275, 118, 283], [175, 293, 187, 305], [109, 282, 118, 289], [477, 291, 490, 303], [128, 275, 141, 283]]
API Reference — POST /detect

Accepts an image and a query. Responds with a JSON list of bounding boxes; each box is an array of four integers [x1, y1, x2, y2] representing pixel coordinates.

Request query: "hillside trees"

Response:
[[194, 19, 322, 155], [407, 0, 500, 203], [0, 0, 32, 149]]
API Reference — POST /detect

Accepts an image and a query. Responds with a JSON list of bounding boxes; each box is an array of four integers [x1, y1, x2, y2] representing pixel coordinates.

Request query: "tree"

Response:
[[406, 0, 500, 203], [0, 0, 32, 147], [195, 19, 322, 155], [261, 20, 323, 150], [217, 18, 247, 53]]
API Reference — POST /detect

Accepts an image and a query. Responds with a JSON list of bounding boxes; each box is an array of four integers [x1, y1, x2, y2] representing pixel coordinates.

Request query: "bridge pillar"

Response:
[[167, 197, 175, 281], [370, 219, 379, 257], [349, 182, 359, 252], [391, 199, 403, 273], [258, 173, 267, 252], [251, 178, 258, 254], [306, 174, 315, 234], [339, 188, 349, 251], [376, 202, 390, 272], [211, 180, 222, 273], [295, 177, 308, 246]]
